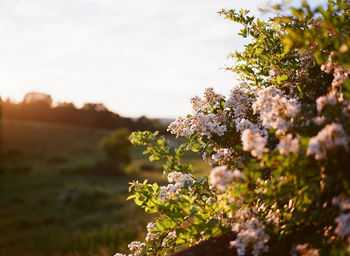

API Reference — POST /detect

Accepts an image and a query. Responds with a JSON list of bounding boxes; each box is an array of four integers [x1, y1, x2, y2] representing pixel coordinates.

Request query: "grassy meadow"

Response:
[[0, 119, 210, 256]]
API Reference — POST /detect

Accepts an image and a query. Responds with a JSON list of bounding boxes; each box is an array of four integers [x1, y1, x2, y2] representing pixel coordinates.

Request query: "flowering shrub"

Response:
[[115, 1, 350, 255]]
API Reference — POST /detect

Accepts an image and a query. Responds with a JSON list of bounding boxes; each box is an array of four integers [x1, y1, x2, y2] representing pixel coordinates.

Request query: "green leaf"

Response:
[[126, 195, 136, 201]]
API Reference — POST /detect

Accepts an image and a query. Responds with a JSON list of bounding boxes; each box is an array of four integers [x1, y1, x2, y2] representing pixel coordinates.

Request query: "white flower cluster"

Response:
[[333, 198, 350, 253], [161, 231, 177, 247], [169, 84, 263, 139], [167, 171, 192, 185], [312, 116, 325, 125], [223, 83, 265, 137], [320, 57, 333, 73], [277, 134, 300, 156], [128, 241, 146, 255], [191, 113, 227, 137], [253, 86, 301, 134], [167, 117, 192, 137], [191, 96, 211, 113], [209, 166, 243, 192], [225, 84, 254, 119], [321, 54, 350, 91], [159, 172, 193, 202], [294, 244, 319, 256], [307, 123, 349, 160], [332, 65, 350, 90], [211, 148, 233, 165], [216, 109, 230, 123], [168, 112, 227, 138], [145, 222, 157, 242], [234, 118, 267, 136], [335, 214, 350, 237], [113, 241, 146, 256], [204, 87, 224, 105], [332, 196, 350, 253], [241, 129, 269, 159], [230, 216, 269, 256], [316, 90, 339, 114], [333, 196, 350, 212], [333, 196, 350, 238], [190, 88, 223, 113]]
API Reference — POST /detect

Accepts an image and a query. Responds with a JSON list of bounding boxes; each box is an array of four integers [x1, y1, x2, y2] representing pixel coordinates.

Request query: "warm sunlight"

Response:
[[3, 1, 346, 256], [0, 0, 325, 118]]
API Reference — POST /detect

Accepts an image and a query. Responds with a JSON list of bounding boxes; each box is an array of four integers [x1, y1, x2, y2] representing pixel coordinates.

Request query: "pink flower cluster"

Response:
[[307, 123, 349, 160], [253, 86, 301, 135], [241, 129, 268, 159], [230, 210, 269, 256], [159, 172, 193, 202], [209, 166, 243, 192]]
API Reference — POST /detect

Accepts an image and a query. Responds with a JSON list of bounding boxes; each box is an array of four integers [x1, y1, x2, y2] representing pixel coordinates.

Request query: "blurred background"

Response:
[[0, 0, 326, 255], [0, 93, 210, 255]]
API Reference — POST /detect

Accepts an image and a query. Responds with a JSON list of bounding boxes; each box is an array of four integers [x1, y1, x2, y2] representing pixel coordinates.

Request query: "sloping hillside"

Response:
[[1, 119, 109, 173]]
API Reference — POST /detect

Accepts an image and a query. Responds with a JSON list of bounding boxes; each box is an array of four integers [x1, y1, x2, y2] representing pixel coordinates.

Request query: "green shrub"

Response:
[[99, 128, 131, 174], [115, 1, 350, 255], [57, 185, 108, 208]]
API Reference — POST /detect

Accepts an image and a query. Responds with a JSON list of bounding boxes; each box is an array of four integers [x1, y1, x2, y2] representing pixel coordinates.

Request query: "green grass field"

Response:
[[1, 119, 109, 174], [0, 119, 210, 256]]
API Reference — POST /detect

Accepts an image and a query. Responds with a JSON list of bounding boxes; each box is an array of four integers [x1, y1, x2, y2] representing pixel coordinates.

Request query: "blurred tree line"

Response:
[[0, 92, 167, 133]]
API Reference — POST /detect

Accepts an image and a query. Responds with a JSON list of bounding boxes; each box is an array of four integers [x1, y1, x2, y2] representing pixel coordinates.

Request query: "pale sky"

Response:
[[0, 0, 326, 118]]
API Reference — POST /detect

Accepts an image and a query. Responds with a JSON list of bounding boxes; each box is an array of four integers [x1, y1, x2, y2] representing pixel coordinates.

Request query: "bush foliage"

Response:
[[117, 1, 350, 255], [99, 128, 132, 174]]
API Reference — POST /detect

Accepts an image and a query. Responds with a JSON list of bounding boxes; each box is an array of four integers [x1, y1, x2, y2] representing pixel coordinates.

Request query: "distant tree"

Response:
[[82, 103, 109, 112], [53, 102, 80, 124], [2, 92, 165, 132], [22, 92, 52, 107], [135, 116, 155, 131], [99, 128, 131, 169], [19, 92, 53, 121], [56, 102, 76, 109]]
